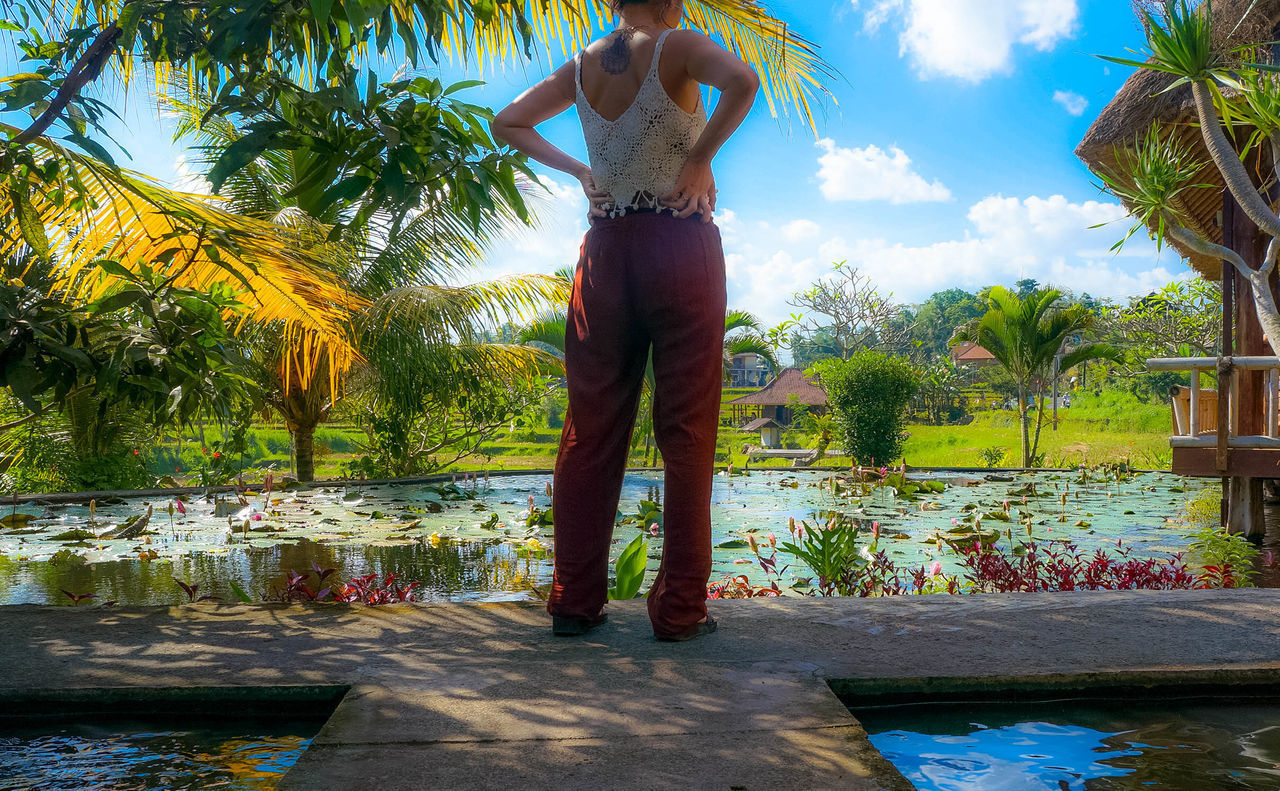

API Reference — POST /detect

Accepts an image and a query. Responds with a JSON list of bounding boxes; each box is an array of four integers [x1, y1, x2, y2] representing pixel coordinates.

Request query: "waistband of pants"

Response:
[[589, 206, 708, 226]]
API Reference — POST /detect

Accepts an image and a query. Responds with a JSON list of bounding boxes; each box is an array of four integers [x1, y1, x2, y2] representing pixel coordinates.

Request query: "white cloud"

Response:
[[1053, 89, 1089, 116], [714, 194, 1181, 328], [473, 177, 1182, 343], [783, 219, 821, 242], [816, 139, 951, 204], [854, 0, 1079, 81]]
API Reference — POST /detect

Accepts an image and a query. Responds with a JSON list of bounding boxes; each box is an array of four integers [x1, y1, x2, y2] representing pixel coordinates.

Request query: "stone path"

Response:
[[4, 590, 1280, 789]]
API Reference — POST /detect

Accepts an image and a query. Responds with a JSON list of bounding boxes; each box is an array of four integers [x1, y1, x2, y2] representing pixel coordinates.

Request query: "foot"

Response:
[[552, 613, 608, 637], [654, 616, 718, 643]]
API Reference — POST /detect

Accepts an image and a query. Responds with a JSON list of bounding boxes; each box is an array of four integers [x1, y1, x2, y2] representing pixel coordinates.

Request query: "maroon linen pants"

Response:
[[548, 211, 726, 636]]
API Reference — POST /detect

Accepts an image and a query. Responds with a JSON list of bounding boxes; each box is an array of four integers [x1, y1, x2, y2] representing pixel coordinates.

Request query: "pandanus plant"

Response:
[[1096, 0, 1280, 359]]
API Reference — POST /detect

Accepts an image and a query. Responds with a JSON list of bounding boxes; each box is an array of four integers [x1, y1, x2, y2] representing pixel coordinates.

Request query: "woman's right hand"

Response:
[[578, 170, 612, 217]]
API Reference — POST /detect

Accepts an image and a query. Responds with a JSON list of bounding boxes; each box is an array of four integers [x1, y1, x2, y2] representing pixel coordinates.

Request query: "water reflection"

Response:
[[860, 698, 1280, 791], [0, 471, 1220, 605], [0, 720, 318, 790]]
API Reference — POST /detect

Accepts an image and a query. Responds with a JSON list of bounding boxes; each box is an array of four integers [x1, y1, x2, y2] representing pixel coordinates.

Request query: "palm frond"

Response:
[[0, 125, 367, 391]]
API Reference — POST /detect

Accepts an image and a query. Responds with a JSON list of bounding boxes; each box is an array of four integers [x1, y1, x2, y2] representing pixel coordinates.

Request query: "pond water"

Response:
[[0, 718, 318, 790], [0, 470, 1225, 606], [858, 697, 1280, 790]]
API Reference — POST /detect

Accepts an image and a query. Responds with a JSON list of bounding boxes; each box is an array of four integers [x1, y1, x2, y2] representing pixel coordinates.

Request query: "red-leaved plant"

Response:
[[264, 564, 422, 604]]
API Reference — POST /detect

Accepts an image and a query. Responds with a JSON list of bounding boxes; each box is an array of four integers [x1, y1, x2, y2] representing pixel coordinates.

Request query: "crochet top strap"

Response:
[[575, 29, 708, 218]]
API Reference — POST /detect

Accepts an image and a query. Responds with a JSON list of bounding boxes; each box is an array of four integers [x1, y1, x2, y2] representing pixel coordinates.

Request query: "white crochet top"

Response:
[[575, 29, 708, 217]]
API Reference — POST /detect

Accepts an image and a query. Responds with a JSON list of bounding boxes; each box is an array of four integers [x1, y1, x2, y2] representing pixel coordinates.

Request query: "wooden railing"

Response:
[[1147, 356, 1280, 450]]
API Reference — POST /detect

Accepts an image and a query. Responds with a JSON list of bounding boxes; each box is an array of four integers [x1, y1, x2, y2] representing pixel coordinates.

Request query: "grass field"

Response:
[[146, 388, 1173, 481], [902, 389, 1171, 468]]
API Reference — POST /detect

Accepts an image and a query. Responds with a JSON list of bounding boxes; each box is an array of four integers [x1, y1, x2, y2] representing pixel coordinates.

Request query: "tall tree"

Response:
[[168, 90, 563, 480], [787, 261, 906, 361], [954, 287, 1119, 467]]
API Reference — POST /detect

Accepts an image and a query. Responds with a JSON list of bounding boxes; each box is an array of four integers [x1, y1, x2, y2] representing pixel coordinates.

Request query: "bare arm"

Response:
[[492, 61, 610, 217], [663, 32, 760, 222]]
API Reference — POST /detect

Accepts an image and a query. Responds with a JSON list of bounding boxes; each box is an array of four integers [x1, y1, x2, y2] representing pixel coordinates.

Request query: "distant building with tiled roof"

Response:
[[950, 341, 998, 368]]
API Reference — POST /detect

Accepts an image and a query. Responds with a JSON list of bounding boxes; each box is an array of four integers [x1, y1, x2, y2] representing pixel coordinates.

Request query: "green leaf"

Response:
[[9, 182, 50, 262], [607, 534, 648, 600], [92, 258, 138, 282], [310, 0, 335, 25], [443, 79, 486, 96], [229, 580, 255, 603], [63, 133, 115, 167]]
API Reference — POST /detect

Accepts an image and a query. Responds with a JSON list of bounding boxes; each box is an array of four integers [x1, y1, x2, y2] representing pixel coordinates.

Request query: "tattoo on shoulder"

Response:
[[600, 30, 633, 75]]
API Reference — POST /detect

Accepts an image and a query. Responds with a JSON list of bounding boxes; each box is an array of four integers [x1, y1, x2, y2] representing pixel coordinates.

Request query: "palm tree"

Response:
[[723, 310, 780, 382], [4, 0, 833, 431], [953, 287, 1119, 467], [168, 93, 566, 480]]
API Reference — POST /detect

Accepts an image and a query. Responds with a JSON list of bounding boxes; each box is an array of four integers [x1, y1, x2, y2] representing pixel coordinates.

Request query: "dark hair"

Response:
[[608, 0, 675, 15]]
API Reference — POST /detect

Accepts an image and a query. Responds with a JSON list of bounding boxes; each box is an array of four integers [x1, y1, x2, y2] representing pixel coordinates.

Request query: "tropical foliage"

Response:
[[953, 287, 1120, 467], [814, 350, 919, 466], [1095, 0, 1280, 358]]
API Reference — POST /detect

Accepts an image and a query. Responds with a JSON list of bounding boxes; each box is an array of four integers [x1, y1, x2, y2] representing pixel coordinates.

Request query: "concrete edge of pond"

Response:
[[0, 684, 350, 719], [3, 591, 1280, 790], [9, 465, 1170, 505]]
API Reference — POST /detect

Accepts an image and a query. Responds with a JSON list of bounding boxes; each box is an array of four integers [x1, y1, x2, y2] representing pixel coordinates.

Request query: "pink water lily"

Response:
[[929, 561, 943, 576], [174, 499, 186, 516], [649, 523, 660, 536]]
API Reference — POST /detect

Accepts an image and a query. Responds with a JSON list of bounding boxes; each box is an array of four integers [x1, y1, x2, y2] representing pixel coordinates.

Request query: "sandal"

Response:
[[655, 616, 718, 643], [551, 613, 608, 636]]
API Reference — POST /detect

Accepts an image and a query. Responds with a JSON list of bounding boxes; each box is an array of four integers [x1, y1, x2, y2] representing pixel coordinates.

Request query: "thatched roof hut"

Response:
[[1075, 0, 1280, 278]]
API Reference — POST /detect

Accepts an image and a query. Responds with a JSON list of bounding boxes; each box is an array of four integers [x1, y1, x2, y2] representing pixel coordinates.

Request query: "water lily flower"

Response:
[[951, 518, 959, 526], [528, 494, 535, 507], [930, 561, 943, 577], [649, 523, 660, 536], [175, 500, 185, 516], [250, 513, 264, 521], [767, 532, 777, 547], [871, 522, 880, 540]]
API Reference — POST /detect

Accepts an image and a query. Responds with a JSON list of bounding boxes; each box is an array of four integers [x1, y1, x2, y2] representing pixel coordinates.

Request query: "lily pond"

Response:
[[0, 469, 1242, 606]]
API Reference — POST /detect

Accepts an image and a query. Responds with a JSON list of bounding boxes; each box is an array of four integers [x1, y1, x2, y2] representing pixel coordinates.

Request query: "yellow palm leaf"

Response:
[[71, 0, 832, 132], [0, 126, 367, 392], [439, 1, 833, 130]]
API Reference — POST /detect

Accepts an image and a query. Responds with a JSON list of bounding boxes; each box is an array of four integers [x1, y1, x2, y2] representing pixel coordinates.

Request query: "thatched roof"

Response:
[[1075, 0, 1280, 279], [728, 368, 828, 407]]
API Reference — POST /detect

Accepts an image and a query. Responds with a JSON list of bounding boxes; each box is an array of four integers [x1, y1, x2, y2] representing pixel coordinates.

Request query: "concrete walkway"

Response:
[[5, 590, 1280, 790]]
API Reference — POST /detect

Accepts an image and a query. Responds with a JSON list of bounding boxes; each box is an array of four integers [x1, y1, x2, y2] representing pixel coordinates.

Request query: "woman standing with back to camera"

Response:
[[492, 0, 758, 641]]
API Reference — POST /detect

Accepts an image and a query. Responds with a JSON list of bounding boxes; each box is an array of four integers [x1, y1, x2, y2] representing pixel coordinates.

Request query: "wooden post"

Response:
[[1225, 193, 1268, 536]]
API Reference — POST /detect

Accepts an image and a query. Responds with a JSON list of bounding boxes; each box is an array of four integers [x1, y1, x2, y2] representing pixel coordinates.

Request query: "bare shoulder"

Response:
[[665, 28, 718, 54]]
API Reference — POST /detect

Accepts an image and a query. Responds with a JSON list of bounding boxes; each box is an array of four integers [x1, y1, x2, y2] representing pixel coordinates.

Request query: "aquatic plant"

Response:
[[333, 574, 421, 604], [619, 500, 663, 529], [174, 578, 220, 603], [262, 566, 423, 604], [707, 575, 781, 599], [775, 514, 865, 596], [607, 534, 648, 600], [1185, 527, 1259, 588], [955, 540, 1199, 593]]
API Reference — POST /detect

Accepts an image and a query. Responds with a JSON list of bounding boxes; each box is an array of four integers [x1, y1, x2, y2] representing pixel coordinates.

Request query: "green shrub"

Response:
[[815, 352, 919, 466]]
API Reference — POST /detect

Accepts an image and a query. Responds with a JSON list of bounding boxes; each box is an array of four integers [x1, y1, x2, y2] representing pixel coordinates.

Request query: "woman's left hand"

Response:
[[661, 157, 716, 222]]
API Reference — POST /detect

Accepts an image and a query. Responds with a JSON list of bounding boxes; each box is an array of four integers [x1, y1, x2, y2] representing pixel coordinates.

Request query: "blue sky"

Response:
[[67, 0, 1184, 328]]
